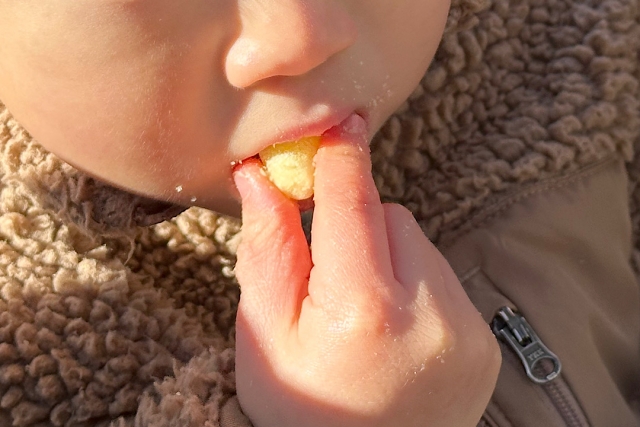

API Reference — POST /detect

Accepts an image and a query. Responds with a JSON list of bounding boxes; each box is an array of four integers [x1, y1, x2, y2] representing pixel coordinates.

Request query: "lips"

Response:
[[250, 108, 369, 157], [265, 112, 368, 212]]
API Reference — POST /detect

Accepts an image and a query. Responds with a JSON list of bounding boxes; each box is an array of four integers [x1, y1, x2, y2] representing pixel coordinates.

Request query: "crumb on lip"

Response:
[[230, 154, 260, 172]]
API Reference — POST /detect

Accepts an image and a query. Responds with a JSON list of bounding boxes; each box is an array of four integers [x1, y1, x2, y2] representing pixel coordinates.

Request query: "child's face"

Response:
[[0, 0, 450, 216]]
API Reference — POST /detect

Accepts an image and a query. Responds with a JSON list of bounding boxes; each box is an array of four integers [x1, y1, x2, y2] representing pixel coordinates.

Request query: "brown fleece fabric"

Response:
[[0, 0, 638, 425]]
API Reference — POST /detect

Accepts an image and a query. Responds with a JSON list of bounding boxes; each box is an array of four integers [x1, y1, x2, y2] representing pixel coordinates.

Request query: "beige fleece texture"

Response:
[[0, 0, 639, 425]]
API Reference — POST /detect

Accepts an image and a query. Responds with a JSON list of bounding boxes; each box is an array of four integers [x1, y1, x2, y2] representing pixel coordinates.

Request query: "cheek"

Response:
[[363, 0, 451, 126], [0, 0, 236, 186], [0, 4, 166, 155], [392, 0, 451, 81], [3, 59, 168, 175]]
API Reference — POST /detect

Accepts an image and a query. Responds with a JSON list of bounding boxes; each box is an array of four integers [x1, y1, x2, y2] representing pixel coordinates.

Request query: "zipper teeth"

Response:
[[498, 341, 590, 427], [542, 380, 590, 427], [494, 312, 589, 427]]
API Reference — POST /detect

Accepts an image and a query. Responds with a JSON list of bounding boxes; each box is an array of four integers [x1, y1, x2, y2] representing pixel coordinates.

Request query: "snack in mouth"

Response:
[[258, 136, 321, 200]]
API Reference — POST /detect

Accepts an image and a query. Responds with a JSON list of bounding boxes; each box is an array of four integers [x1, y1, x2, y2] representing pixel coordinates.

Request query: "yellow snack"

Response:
[[259, 136, 321, 200]]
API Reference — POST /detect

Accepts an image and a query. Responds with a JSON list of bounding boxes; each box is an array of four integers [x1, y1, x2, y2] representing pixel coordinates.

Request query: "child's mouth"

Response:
[[251, 112, 368, 212], [231, 111, 369, 212]]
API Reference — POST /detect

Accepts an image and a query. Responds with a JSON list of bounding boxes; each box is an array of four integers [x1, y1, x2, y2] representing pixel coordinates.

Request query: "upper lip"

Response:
[[251, 107, 368, 155]]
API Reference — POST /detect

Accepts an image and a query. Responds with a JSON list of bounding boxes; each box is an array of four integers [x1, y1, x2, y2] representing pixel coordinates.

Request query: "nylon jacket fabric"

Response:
[[446, 157, 640, 427]]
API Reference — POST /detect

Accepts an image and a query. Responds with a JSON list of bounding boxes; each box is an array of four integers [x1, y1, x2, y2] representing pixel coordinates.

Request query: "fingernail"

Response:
[[323, 113, 368, 143], [232, 160, 263, 201]]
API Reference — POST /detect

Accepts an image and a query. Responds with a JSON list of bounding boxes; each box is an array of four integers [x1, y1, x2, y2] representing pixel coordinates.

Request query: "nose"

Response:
[[224, 0, 358, 88]]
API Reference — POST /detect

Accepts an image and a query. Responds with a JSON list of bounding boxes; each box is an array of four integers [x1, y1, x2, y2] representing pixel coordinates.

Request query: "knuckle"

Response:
[[344, 181, 381, 208], [234, 229, 276, 281], [318, 287, 394, 335], [240, 203, 296, 256], [451, 316, 502, 388]]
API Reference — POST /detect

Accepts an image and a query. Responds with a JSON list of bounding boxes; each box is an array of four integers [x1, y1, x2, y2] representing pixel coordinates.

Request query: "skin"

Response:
[[233, 116, 501, 427], [0, 1, 502, 426], [0, 0, 451, 216]]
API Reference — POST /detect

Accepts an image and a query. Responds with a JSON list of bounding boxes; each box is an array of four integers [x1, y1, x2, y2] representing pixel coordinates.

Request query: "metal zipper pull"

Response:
[[492, 306, 562, 384]]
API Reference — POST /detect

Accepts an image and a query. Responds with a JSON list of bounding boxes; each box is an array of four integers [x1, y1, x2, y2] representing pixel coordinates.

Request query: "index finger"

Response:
[[310, 114, 395, 293]]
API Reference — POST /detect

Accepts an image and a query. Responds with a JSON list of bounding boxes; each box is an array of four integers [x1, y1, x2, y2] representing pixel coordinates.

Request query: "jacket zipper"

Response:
[[490, 307, 591, 427], [492, 307, 561, 384]]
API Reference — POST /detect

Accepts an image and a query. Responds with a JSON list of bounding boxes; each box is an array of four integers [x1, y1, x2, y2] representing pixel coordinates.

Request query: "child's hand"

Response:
[[232, 115, 500, 427]]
